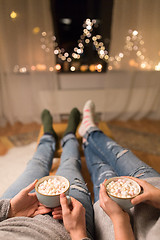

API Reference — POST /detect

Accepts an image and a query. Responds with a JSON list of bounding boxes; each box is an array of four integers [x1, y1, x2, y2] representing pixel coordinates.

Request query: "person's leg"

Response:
[[79, 100, 160, 181], [56, 108, 94, 240], [1, 109, 57, 199], [84, 129, 160, 179], [84, 142, 117, 202]]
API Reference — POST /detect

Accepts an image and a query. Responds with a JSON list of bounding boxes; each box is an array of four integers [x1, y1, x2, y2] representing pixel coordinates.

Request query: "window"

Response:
[[50, 0, 114, 73]]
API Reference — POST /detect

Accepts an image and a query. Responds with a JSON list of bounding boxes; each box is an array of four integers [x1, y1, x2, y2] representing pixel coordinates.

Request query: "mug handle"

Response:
[[66, 195, 71, 206]]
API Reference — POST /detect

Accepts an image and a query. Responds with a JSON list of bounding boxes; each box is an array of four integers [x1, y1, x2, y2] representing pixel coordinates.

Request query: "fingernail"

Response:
[[60, 193, 66, 198]]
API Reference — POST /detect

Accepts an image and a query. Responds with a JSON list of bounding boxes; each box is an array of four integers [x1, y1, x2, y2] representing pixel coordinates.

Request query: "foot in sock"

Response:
[[63, 108, 80, 136], [41, 109, 57, 139], [78, 100, 96, 137]]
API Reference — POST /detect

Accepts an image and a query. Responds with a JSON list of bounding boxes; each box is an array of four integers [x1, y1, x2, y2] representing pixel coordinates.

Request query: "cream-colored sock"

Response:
[[78, 100, 96, 136]]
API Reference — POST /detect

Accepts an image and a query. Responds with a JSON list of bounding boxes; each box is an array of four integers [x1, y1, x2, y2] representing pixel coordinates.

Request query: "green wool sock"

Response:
[[41, 109, 57, 139], [63, 108, 81, 136]]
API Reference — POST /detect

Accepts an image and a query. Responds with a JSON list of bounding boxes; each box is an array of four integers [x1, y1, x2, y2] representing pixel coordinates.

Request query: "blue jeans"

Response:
[[83, 127, 160, 203], [1, 134, 94, 240]]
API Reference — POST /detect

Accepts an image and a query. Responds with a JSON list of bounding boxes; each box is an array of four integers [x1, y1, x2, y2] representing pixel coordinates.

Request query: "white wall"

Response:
[[57, 73, 107, 90], [39, 70, 160, 121], [1, 70, 160, 126]]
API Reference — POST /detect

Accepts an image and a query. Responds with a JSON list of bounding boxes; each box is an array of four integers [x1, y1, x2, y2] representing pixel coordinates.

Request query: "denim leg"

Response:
[[1, 135, 56, 199], [84, 143, 117, 202], [56, 133, 94, 240], [84, 127, 160, 179]]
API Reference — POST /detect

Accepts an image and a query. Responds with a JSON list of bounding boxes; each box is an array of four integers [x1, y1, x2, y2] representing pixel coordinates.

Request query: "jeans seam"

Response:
[[89, 137, 112, 163]]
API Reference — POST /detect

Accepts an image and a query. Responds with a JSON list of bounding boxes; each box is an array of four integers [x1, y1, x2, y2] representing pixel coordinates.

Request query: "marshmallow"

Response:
[[106, 178, 139, 198], [38, 177, 67, 195]]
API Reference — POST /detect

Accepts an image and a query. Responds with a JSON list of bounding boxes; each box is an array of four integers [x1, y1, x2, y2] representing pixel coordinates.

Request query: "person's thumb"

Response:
[[131, 193, 146, 205], [100, 183, 109, 198], [60, 193, 70, 215], [25, 179, 38, 193]]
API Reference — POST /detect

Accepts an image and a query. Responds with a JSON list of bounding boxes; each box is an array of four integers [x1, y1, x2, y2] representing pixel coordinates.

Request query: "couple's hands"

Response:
[[99, 177, 160, 219], [8, 180, 51, 218], [53, 194, 87, 240], [8, 181, 88, 240]]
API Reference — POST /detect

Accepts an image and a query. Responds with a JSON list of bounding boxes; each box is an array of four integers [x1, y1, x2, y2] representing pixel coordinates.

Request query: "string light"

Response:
[[19, 67, 27, 73], [10, 11, 17, 19], [70, 66, 76, 71], [95, 64, 103, 72], [55, 64, 61, 71], [31, 65, 36, 71], [89, 64, 96, 72], [40, 18, 114, 72], [12, 18, 160, 73], [108, 66, 112, 71], [49, 67, 54, 72], [33, 27, 40, 34], [155, 62, 160, 71], [41, 21, 148, 71], [40, 19, 99, 64], [36, 64, 46, 71], [80, 65, 88, 72]]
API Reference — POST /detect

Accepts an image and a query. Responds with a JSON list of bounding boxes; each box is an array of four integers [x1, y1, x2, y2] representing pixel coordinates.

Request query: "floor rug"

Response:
[[108, 124, 160, 156], [0, 142, 37, 196]]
